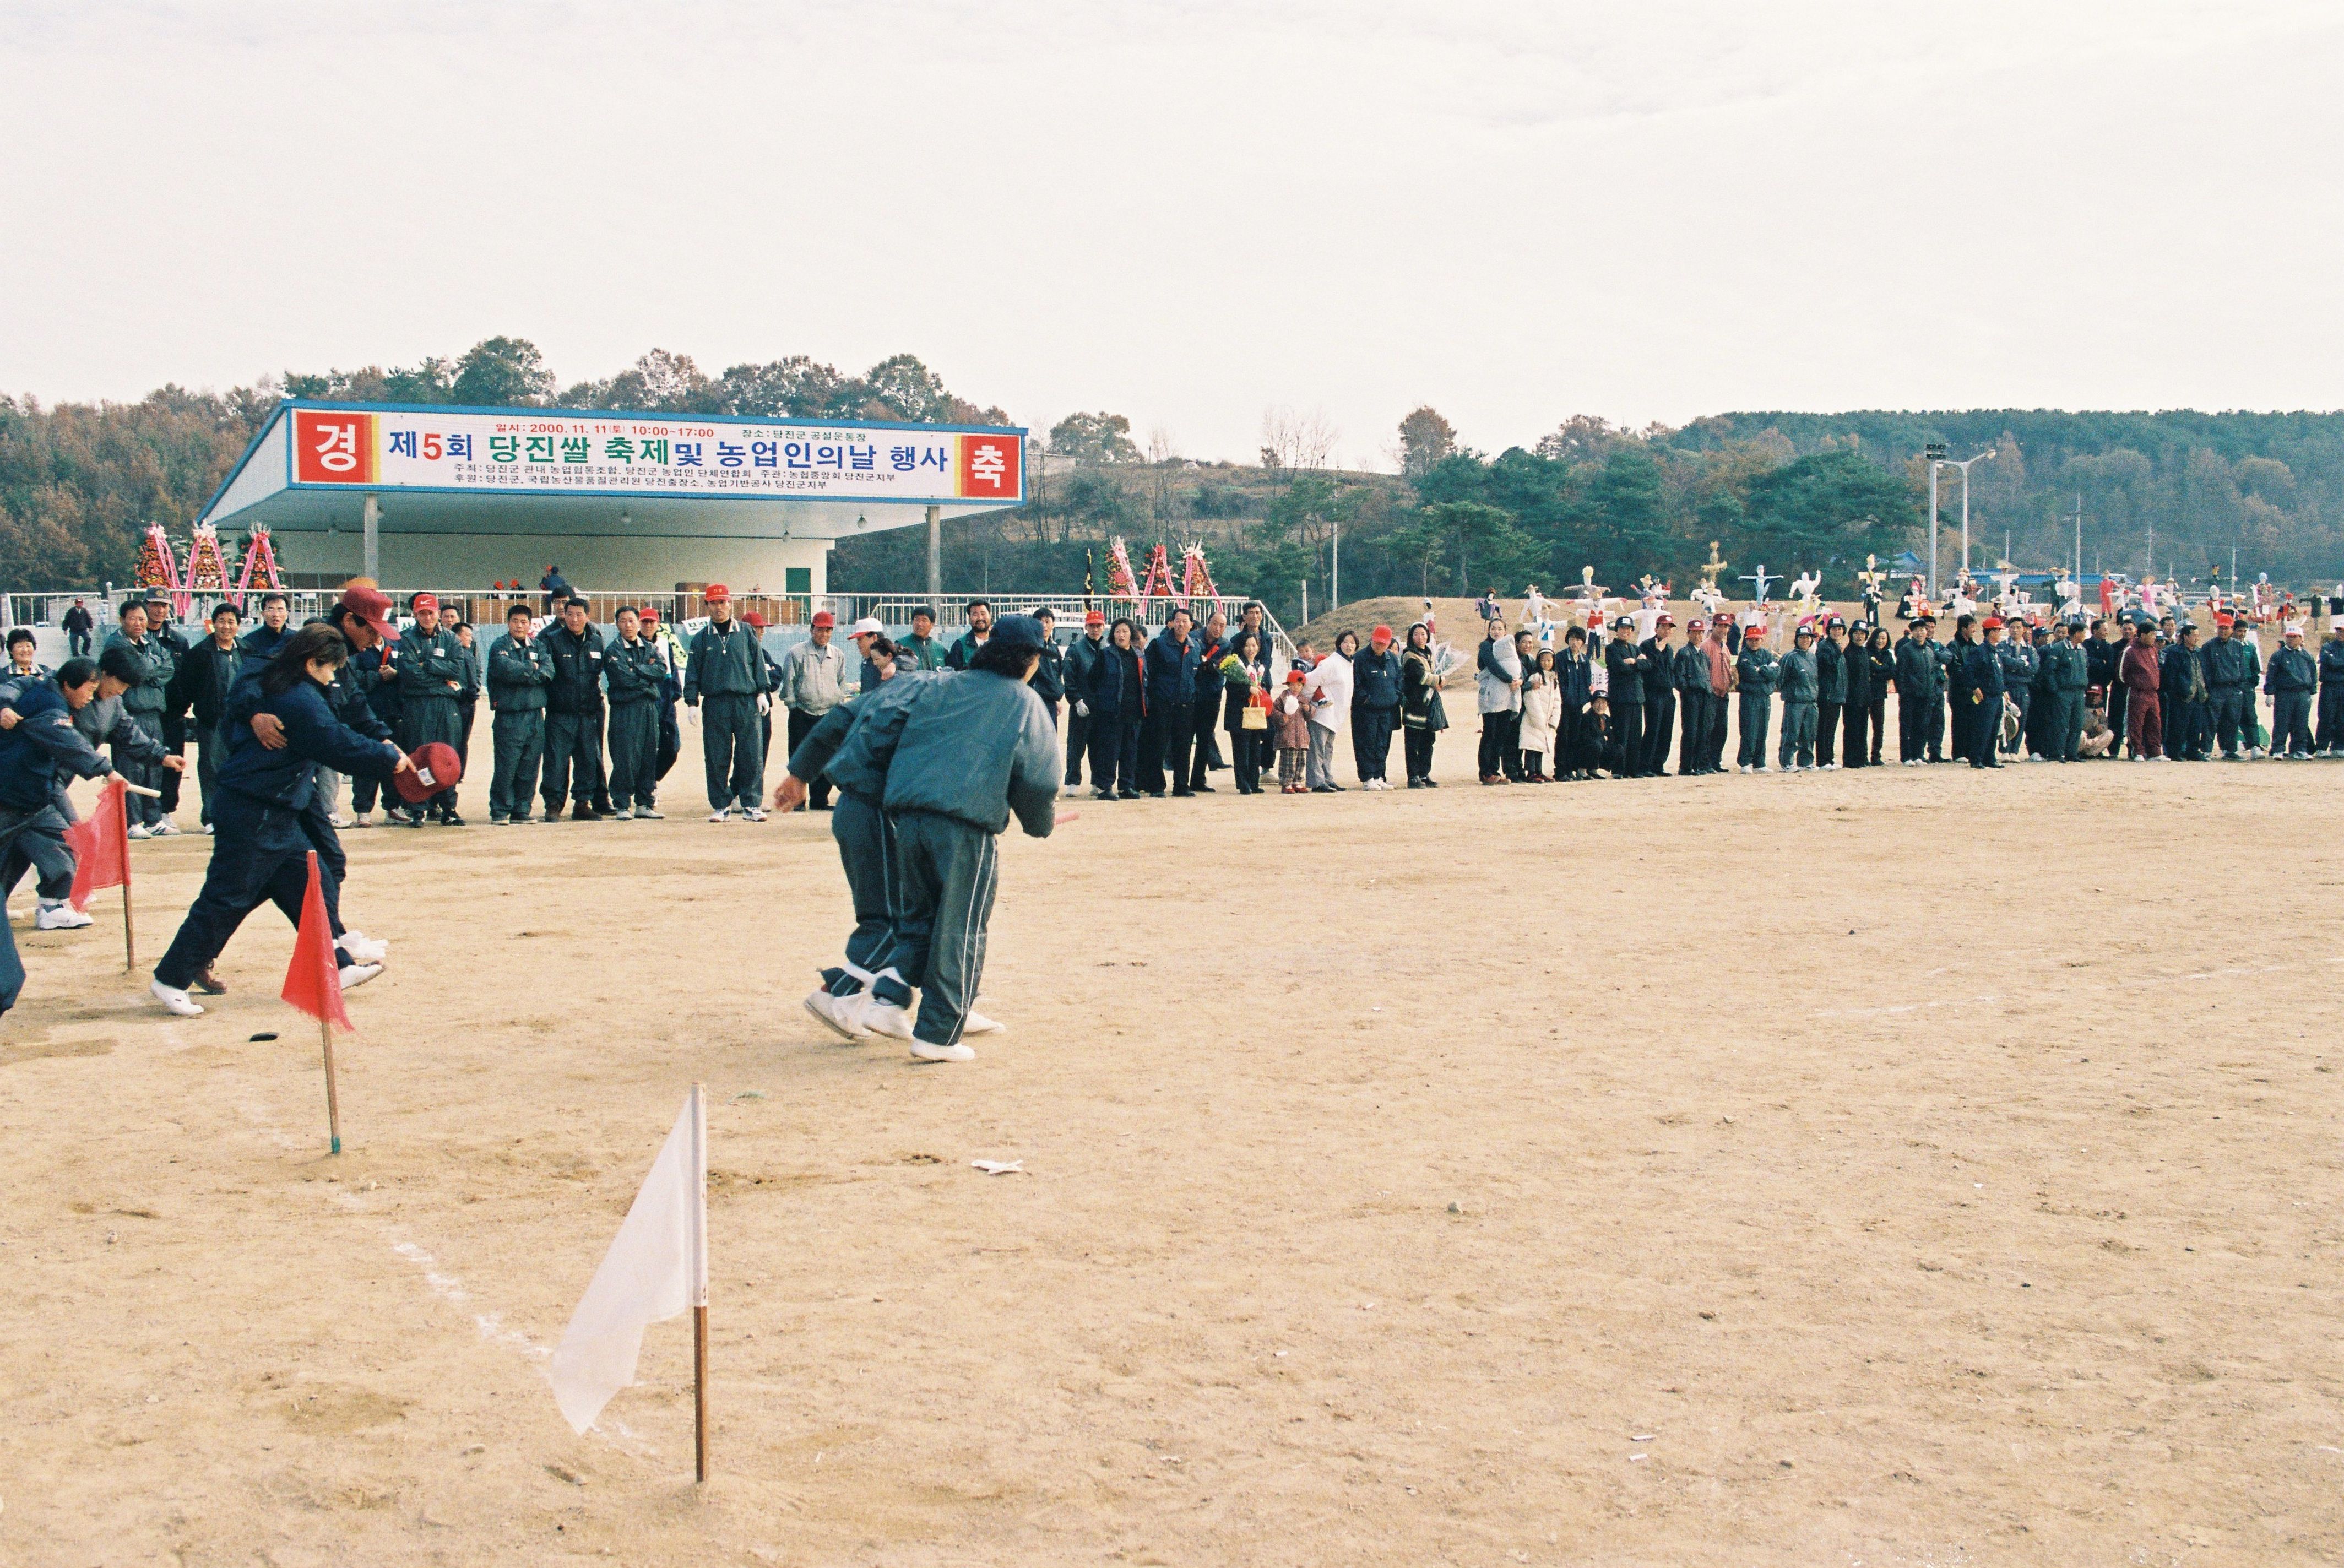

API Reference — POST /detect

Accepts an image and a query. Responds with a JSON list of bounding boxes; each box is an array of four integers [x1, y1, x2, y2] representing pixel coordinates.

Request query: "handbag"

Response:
[[1425, 689, 1450, 732]]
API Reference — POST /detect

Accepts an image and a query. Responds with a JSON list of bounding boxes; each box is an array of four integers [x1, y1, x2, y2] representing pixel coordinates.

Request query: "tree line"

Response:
[[6, 340, 2340, 622]]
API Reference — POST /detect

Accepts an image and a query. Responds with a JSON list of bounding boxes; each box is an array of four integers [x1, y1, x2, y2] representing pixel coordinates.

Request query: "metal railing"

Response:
[[3, 587, 1292, 661]]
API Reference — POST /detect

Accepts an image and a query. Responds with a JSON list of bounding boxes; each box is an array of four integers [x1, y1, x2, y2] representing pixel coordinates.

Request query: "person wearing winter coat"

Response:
[[1734, 629, 1779, 772], [1219, 629, 1274, 795], [1272, 669, 1314, 793], [1084, 618, 1145, 799], [1814, 617, 1848, 768], [1775, 625, 1821, 771], [1349, 625, 1404, 789], [1638, 616, 1677, 777], [1995, 623, 2038, 758], [2265, 623, 2318, 758], [1399, 622, 1445, 788], [2039, 621, 2091, 763], [102, 598, 177, 832], [2316, 622, 2344, 755], [1062, 610, 1106, 789], [1140, 610, 1201, 797], [1474, 619, 1521, 785], [1601, 618, 1652, 778], [1303, 632, 1357, 793], [2120, 624, 2164, 759], [1518, 649, 1562, 782], [1670, 619, 1716, 777]]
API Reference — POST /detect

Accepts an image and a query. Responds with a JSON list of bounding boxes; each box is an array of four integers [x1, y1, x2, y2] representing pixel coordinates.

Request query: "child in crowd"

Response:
[[1520, 648, 1561, 782], [1274, 669, 1312, 793]]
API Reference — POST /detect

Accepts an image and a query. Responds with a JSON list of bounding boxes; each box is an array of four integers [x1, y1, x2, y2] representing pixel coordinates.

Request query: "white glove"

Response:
[[1073, 700, 1089, 718], [756, 693, 772, 715]]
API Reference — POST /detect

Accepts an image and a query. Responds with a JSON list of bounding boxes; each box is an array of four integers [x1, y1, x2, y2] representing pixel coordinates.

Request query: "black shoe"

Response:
[[1144, 790, 1167, 799], [1171, 787, 1195, 797], [572, 806, 601, 821], [1406, 777, 1424, 788], [1423, 777, 1438, 787], [1191, 783, 1217, 793], [1091, 789, 1116, 801], [441, 812, 466, 827], [1117, 790, 1141, 800]]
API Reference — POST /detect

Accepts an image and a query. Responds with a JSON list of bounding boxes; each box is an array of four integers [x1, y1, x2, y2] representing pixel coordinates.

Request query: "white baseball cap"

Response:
[[847, 617, 886, 638]]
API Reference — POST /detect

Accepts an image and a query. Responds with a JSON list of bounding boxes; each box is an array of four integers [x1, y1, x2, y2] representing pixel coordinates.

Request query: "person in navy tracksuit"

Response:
[[1086, 618, 1145, 799], [149, 624, 410, 1017]]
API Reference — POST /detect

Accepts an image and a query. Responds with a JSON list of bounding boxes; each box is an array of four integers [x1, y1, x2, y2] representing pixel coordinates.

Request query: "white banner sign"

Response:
[[286, 404, 1023, 506]]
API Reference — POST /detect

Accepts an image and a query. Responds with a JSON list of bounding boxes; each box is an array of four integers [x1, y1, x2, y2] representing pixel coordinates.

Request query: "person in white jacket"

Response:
[[1519, 648, 1562, 780], [1303, 632, 1355, 793]]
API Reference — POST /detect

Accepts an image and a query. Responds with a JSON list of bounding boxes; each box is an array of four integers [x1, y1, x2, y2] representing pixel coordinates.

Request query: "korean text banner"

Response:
[[290, 408, 1023, 505]]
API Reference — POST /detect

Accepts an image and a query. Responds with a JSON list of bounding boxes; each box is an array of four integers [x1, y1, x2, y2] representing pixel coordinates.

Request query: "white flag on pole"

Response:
[[549, 1084, 707, 1435]]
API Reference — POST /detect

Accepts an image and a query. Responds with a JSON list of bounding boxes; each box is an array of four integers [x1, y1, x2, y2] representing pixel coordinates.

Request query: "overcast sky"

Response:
[[5, 1, 2341, 466]]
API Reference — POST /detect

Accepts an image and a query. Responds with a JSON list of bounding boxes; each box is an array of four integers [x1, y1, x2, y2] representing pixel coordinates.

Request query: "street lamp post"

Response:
[[1922, 444, 1994, 596]]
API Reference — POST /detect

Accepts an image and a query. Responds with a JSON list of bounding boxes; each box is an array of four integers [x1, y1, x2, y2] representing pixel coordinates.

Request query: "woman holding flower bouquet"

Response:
[[1219, 631, 1273, 794]]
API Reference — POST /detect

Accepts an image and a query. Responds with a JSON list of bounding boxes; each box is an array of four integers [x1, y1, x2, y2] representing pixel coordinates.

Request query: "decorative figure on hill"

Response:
[[1740, 564, 1778, 605], [1898, 576, 1927, 621], [1787, 570, 1821, 613], [1855, 555, 1887, 625], [2055, 571, 2081, 620], [1697, 542, 1729, 595], [1522, 583, 1550, 627]]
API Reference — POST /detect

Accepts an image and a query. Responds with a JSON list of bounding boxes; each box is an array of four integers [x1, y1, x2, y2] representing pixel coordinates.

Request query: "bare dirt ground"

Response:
[[3, 699, 2341, 1567]]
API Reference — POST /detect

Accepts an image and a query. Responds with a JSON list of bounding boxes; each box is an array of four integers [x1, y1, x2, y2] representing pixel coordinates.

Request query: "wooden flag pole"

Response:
[[118, 779, 159, 973], [320, 1017, 343, 1155], [691, 1081, 708, 1484]]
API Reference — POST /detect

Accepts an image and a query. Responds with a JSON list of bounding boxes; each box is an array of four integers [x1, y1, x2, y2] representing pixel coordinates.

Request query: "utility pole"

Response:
[[924, 503, 941, 604], [2072, 492, 2082, 584], [1924, 443, 1946, 597], [1330, 518, 1341, 610]]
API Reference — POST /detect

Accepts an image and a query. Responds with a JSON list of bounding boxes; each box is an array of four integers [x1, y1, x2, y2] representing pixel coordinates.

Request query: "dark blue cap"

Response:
[[989, 614, 1046, 653]]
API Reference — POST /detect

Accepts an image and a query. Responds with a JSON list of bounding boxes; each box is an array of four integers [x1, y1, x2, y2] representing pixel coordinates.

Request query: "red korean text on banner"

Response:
[[64, 777, 130, 913], [281, 851, 352, 1031], [957, 434, 1019, 501], [294, 410, 376, 485]]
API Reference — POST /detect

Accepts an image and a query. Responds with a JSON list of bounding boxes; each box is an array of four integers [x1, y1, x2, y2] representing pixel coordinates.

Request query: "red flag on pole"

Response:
[[64, 777, 130, 913], [280, 851, 350, 1032]]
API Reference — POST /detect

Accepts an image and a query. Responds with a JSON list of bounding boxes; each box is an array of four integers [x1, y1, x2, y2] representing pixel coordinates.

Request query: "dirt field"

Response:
[[3, 701, 2341, 1567]]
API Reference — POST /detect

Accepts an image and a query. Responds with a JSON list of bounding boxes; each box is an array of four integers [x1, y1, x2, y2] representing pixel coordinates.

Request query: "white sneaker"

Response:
[[961, 1008, 1006, 1035], [860, 999, 916, 1040], [150, 979, 203, 1017], [126, 823, 152, 840], [741, 806, 769, 822], [708, 807, 733, 823], [201, 822, 214, 835], [35, 902, 93, 930], [340, 931, 389, 964], [909, 1039, 976, 1062], [151, 820, 180, 837], [338, 962, 384, 989], [636, 809, 664, 820], [350, 814, 371, 828], [802, 989, 861, 1039], [612, 808, 634, 821]]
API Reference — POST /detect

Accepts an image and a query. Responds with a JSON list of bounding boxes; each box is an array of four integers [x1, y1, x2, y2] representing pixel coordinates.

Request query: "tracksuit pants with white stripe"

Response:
[[821, 791, 911, 1008], [888, 809, 999, 1048]]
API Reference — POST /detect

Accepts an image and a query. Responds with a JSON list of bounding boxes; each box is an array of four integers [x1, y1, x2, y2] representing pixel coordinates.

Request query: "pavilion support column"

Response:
[[925, 504, 941, 603], [362, 494, 381, 584]]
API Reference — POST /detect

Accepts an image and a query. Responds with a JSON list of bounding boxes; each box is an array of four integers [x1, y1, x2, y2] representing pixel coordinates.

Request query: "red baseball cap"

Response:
[[392, 742, 464, 805], [703, 583, 730, 603], [411, 593, 441, 617], [1084, 610, 1105, 627], [638, 607, 659, 624], [335, 584, 397, 644], [1982, 616, 2004, 630], [743, 611, 767, 630], [1371, 623, 1393, 644], [811, 610, 835, 629]]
